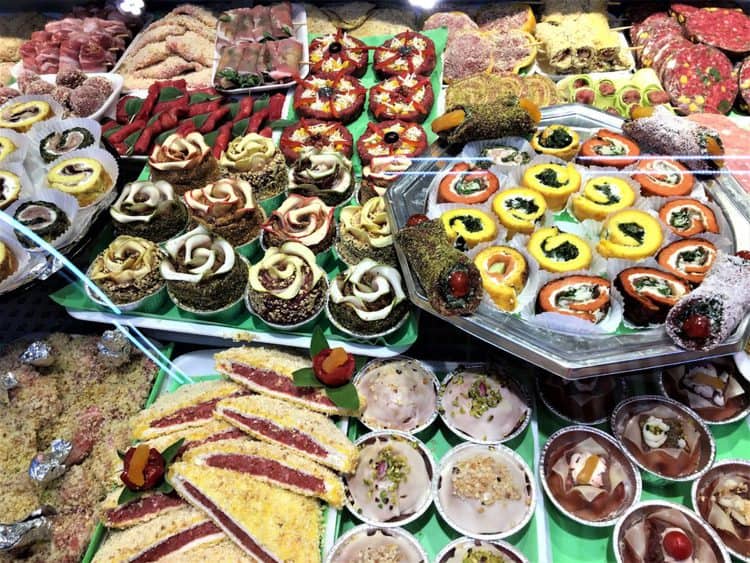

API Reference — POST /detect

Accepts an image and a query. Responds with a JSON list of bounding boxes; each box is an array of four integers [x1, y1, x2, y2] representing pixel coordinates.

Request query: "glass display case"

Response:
[[0, 1, 749, 562]]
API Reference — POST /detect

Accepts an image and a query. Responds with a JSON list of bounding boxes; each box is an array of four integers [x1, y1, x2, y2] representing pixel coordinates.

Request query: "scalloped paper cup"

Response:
[[0, 128, 29, 164], [0, 94, 65, 131], [27, 116, 102, 168], [44, 146, 119, 209], [0, 230, 33, 293], [258, 192, 286, 216], [6, 187, 80, 251]]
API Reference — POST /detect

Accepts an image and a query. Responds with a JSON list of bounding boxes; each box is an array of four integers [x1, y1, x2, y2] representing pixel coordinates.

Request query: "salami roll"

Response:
[[615, 267, 690, 326], [659, 44, 737, 114], [683, 8, 750, 55], [657, 238, 718, 285], [443, 30, 493, 84], [537, 275, 611, 324], [395, 219, 482, 316], [476, 3, 535, 34], [651, 37, 693, 77], [666, 253, 750, 351], [739, 56, 750, 112]]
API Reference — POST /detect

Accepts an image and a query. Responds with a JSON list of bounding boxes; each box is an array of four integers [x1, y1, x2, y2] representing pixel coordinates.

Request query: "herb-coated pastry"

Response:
[[13, 201, 71, 248], [39, 126, 95, 163], [110, 180, 189, 243], [336, 196, 397, 266], [149, 132, 219, 195]]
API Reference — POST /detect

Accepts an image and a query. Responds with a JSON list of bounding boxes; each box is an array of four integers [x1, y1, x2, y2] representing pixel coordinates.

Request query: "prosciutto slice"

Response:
[[266, 38, 302, 81]]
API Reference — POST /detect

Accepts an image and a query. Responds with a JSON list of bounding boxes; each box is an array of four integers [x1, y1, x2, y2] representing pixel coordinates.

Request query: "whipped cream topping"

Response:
[[149, 132, 210, 171], [219, 133, 277, 172], [289, 149, 352, 195], [160, 225, 236, 283], [110, 180, 177, 224], [330, 258, 406, 321], [184, 177, 256, 219], [90, 235, 162, 285], [263, 193, 333, 247], [340, 196, 393, 249], [249, 241, 324, 300]]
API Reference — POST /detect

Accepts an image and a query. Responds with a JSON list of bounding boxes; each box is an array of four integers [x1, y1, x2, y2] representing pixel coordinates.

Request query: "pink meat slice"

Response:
[[687, 113, 750, 193], [443, 31, 492, 82], [422, 11, 477, 39]]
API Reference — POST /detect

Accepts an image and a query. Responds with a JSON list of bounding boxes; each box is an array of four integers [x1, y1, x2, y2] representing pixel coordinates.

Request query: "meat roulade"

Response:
[[537, 275, 611, 324]]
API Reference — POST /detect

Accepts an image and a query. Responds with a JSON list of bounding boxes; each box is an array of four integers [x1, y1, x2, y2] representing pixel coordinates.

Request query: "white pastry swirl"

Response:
[[110, 180, 177, 224], [263, 194, 333, 248], [184, 177, 256, 219], [90, 236, 162, 285], [339, 196, 393, 249], [249, 241, 324, 300], [149, 132, 211, 171], [330, 258, 406, 322], [219, 133, 277, 172], [160, 225, 236, 283]]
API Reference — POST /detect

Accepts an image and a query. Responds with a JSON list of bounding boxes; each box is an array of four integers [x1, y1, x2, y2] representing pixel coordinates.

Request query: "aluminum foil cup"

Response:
[[438, 364, 532, 445], [245, 279, 328, 332], [344, 430, 435, 528], [433, 442, 536, 541], [657, 368, 750, 426], [325, 524, 428, 563], [539, 426, 642, 528], [324, 299, 409, 342], [435, 537, 530, 563], [537, 375, 629, 426], [85, 262, 167, 314], [691, 459, 750, 563], [610, 395, 716, 486], [613, 500, 731, 563], [353, 356, 440, 434]]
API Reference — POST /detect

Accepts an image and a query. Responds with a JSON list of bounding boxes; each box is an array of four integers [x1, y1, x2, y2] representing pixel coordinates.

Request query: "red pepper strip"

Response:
[[199, 106, 231, 134], [116, 95, 138, 124], [212, 122, 233, 159], [101, 119, 119, 133], [152, 93, 189, 115], [259, 126, 272, 138], [177, 120, 197, 136], [133, 126, 156, 155], [158, 106, 188, 132], [267, 93, 285, 120], [246, 106, 269, 134], [112, 142, 128, 155], [188, 99, 222, 117], [135, 84, 160, 122], [234, 96, 254, 121], [108, 119, 146, 144], [157, 79, 187, 91]]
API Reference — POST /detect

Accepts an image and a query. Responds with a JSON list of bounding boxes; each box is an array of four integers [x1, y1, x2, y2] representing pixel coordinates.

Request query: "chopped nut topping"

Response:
[[452, 455, 521, 507]]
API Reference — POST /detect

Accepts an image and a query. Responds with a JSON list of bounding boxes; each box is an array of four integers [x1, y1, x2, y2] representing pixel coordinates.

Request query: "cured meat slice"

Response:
[[168, 462, 322, 563], [684, 8, 750, 54], [368, 73, 434, 122], [214, 346, 359, 416], [356, 119, 428, 165], [130, 380, 247, 441], [488, 29, 536, 73], [215, 394, 359, 473], [279, 118, 353, 162], [373, 31, 436, 77], [293, 74, 366, 124], [141, 419, 248, 457], [101, 492, 186, 529], [443, 30, 492, 83], [651, 36, 693, 77], [183, 438, 345, 507], [422, 11, 477, 39], [739, 56, 750, 111], [639, 29, 685, 68], [660, 44, 737, 114], [91, 507, 225, 562], [476, 3, 535, 34]]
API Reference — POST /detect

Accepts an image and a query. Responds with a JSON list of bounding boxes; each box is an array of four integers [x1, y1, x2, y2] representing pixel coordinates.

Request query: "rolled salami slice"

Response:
[[666, 253, 750, 350], [183, 438, 346, 508], [683, 8, 750, 54], [130, 380, 250, 441], [214, 345, 363, 416], [215, 394, 359, 473]]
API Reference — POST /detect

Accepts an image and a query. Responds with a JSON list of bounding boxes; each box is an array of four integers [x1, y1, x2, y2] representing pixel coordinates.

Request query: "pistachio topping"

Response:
[[219, 133, 277, 172], [340, 197, 393, 249], [466, 375, 503, 418], [642, 415, 669, 449], [363, 446, 411, 510], [149, 132, 210, 171]]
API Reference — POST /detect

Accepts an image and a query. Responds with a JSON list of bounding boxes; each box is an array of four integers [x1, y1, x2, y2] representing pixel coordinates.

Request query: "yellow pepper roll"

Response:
[[531, 125, 581, 161], [597, 209, 663, 260], [492, 188, 547, 237], [522, 163, 581, 211], [571, 176, 636, 222], [528, 227, 592, 273], [474, 246, 528, 312], [47, 156, 112, 207], [0, 100, 53, 132], [441, 208, 497, 249]]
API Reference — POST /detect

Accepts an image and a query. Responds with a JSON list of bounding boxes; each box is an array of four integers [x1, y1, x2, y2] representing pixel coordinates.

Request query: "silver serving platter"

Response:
[[386, 104, 750, 379]]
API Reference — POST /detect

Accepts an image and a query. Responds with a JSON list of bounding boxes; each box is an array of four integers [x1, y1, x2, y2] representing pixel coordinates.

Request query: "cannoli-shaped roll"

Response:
[[666, 253, 750, 350], [615, 267, 690, 326], [395, 219, 482, 316], [622, 105, 724, 172], [431, 96, 539, 146]]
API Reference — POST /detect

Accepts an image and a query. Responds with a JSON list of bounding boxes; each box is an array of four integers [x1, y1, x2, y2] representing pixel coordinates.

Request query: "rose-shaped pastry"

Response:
[[287, 149, 354, 207], [0, 169, 21, 210], [336, 196, 397, 266], [219, 133, 287, 201], [110, 180, 189, 243], [261, 193, 335, 254], [247, 241, 328, 327], [184, 177, 265, 247], [149, 132, 219, 194], [0, 100, 53, 132], [46, 156, 112, 207], [161, 226, 248, 313], [328, 258, 408, 337], [89, 236, 164, 305], [359, 156, 411, 203]]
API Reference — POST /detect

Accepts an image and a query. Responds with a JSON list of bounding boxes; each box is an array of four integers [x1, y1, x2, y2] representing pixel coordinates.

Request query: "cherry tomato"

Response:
[[312, 347, 355, 387], [406, 213, 429, 227], [449, 270, 470, 298], [736, 250, 750, 262], [120, 446, 165, 491], [662, 530, 693, 560], [682, 314, 711, 340]]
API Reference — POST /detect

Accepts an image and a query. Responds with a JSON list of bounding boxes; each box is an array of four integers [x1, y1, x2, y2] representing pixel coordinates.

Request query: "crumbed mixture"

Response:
[[0, 333, 158, 563], [452, 455, 521, 507], [351, 544, 403, 563]]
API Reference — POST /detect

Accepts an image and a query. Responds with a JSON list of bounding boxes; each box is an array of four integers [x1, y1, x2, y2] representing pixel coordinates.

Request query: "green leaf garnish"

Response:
[[325, 383, 360, 411], [117, 486, 142, 505], [154, 480, 174, 495], [116, 449, 126, 460], [292, 367, 325, 388], [161, 438, 185, 465], [309, 326, 329, 359]]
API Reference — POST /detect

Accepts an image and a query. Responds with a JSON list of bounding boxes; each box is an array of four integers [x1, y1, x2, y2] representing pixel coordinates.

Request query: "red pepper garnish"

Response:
[[682, 314, 712, 340], [233, 96, 255, 121], [312, 347, 355, 387], [152, 93, 189, 116], [116, 95, 139, 124], [200, 106, 231, 134], [267, 93, 286, 120], [188, 100, 221, 117], [449, 270, 470, 298], [259, 126, 272, 138], [100, 118, 119, 133], [406, 213, 429, 226], [737, 250, 750, 262], [246, 106, 269, 134], [135, 83, 160, 122], [108, 119, 146, 144], [133, 126, 156, 155], [212, 122, 233, 159], [177, 120, 197, 136], [120, 444, 165, 491]]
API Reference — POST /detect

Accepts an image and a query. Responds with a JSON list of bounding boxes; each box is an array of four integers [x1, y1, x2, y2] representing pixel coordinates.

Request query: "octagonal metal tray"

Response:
[[386, 104, 750, 379]]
